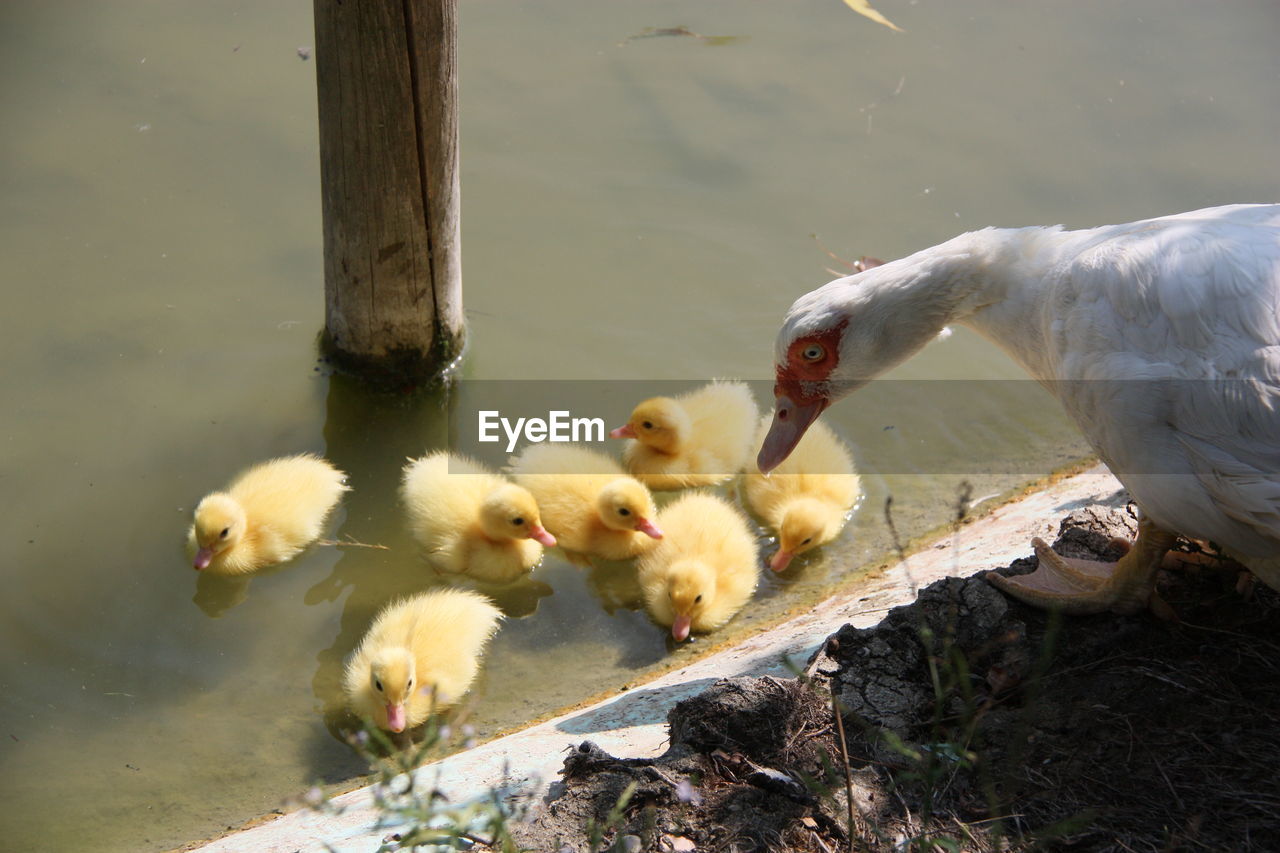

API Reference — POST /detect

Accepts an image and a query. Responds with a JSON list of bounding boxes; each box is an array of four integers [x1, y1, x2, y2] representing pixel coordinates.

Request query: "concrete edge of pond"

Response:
[[190, 464, 1123, 853]]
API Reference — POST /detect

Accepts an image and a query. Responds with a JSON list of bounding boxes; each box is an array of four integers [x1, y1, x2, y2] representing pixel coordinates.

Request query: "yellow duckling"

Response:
[[744, 416, 861, 572], [343, 588, 503, 732], [636, 492, 759, 642], [187, 453, 349, 575], [401, 451, 557, 583], [511, 444, 664, 561], [609, 380, 758, 490]]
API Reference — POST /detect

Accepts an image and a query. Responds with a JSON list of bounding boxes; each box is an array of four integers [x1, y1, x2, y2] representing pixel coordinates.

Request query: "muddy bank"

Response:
[[501, 507, 1280, 852]]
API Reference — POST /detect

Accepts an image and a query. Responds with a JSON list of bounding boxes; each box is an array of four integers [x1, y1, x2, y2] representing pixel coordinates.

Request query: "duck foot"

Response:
[[985, 517, 1176, 616]]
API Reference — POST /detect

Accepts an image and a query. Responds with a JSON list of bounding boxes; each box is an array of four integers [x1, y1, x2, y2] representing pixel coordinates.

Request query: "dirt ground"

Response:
[[492, 506, 1280, 852]]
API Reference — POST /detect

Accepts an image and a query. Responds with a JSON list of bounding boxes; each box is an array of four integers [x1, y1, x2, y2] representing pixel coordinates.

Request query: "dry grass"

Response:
[[491, 506, 1280, 852]]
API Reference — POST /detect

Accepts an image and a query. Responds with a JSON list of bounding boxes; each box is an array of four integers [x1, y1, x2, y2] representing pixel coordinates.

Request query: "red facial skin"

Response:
[[757, 321, 846, 473]]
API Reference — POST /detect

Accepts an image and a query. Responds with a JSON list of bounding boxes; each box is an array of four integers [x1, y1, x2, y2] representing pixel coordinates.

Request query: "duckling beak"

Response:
[[769, 549, 795, 572], [528, 524, 557, 547], [671, 614, 692, 642], [757, 393, 828, 473], [193, 547, 215, 570], [385, 703, 407, 733], [609, 424, 636, 439], [634, 518, 664, 539]]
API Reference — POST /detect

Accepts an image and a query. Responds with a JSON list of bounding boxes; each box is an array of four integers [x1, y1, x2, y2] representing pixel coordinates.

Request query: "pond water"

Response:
[[1, 1, 1277, 850]]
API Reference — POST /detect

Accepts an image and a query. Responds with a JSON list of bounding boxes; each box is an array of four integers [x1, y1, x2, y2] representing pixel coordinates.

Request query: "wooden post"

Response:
[[313, 0, 463, 387]]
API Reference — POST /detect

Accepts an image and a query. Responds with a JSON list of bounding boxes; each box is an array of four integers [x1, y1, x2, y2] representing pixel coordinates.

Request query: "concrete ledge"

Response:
[[192, 465, 1123, 852]]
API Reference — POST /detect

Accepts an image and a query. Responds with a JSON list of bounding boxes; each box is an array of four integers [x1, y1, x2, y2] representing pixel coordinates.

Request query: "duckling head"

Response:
[[609, 397, 690, 454], [479, 484, 557, 546], [666, 559, 715, 642], [191, 493, 246, 570], [369, 647, 417, 733], [596, 479, 663, 538], [772, 497, 831, 572]]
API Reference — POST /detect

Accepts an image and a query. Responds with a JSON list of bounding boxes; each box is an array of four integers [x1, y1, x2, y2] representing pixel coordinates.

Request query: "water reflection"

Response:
[[192, 571, 251, 617], [308, 374, 455, 739], [584, 558, 645, 614]]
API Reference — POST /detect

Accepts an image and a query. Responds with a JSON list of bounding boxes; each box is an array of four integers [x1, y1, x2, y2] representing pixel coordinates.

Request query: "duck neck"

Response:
[[914, 227, 1061, 382]]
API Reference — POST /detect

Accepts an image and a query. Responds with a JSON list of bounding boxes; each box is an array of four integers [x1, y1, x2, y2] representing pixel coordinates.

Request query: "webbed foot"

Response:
[[985, 517, 1175, 616]]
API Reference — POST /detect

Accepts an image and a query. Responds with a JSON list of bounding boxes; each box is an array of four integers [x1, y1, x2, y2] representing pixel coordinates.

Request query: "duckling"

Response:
[[511, 444, 663, 561], [744, 416, 861, 572], [609, 380, 757, 490], [187, 453, 348, 575], [343, 588, 502, 732], [636, 493, 759, 642], [401, 451, 557, 583]]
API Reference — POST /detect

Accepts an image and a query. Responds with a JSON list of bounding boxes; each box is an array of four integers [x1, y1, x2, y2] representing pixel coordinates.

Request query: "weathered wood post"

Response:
[[313, 0, 463, 386]]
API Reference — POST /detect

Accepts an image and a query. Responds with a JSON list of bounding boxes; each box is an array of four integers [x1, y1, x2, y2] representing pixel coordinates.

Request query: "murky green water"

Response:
[[1, 2, 1276, 850]]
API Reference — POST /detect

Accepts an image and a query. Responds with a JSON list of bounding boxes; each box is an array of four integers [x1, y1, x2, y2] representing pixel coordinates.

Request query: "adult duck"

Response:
[[759, 204, 1280, 613]]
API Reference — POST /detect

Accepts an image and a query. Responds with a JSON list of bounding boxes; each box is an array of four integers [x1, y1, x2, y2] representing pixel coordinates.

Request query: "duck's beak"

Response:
[[671, 614, 692, 642], [634, 518, 664, 539], [757, 392, 828, 473], [609, 424, 636, 439], [193, 547, 214, 570], [385, 703, 407, 733], [769, 549, 795, 572], [528, 524, 557, 547]]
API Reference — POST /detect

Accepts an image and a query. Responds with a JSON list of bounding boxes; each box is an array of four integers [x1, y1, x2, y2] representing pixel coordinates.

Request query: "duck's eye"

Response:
[[802, 538, 812, 546], [801, 343, 825, 362], [694, 594, 703, 604], [407, 678, 414, 690], [511, 517, 525, 526], [618, 507, 631, 517], [219, 527, 230, 538], [374, 679, 383, 692], [641, 421, 653, 430]]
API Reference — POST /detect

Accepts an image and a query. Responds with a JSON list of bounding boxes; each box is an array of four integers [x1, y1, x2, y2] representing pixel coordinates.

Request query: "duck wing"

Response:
[[1055, 206, 1280, 560]]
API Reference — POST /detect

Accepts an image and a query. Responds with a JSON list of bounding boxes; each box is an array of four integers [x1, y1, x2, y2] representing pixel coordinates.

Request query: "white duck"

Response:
[[759, 204, 1280, 614]]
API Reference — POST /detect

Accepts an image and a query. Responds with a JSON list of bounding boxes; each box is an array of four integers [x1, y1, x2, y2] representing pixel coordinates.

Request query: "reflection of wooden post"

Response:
[[313, 0, 463, 386]]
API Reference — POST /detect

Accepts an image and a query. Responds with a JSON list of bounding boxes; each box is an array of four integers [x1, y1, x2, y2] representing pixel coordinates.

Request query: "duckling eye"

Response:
[[801, 343, 825, 362], [511, 517, 525, 526], [618, 507, 631, 517], [694, 594, 703, 604], [219, 527, 230, 539], [374, 679, 383, 692], [802, 538, 812, 546], [641, 421, 653, 430]]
